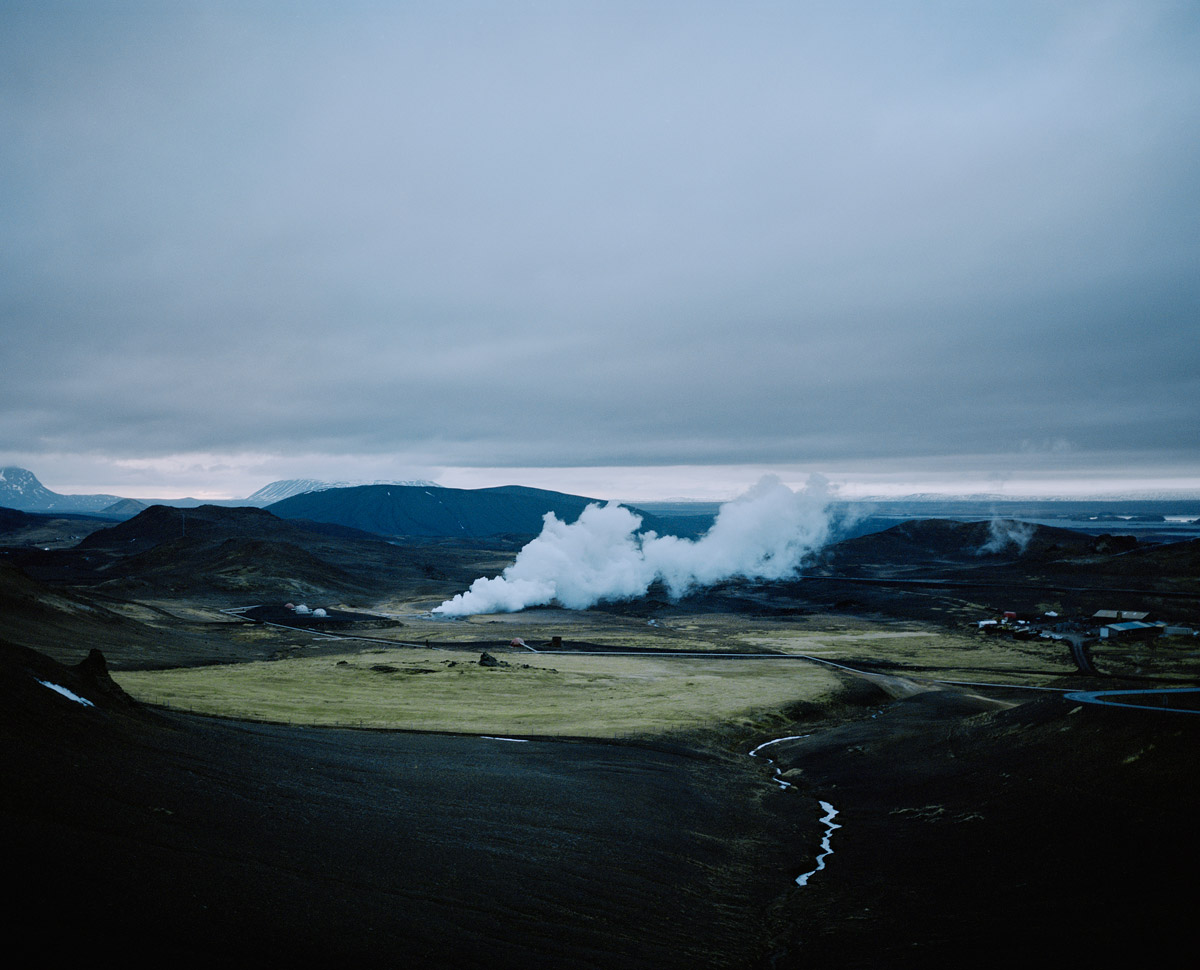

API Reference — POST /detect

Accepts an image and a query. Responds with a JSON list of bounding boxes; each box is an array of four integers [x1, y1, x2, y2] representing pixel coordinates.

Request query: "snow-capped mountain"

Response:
[[0, 466, 121, 512], [243, 478, 441, 506], [0, 467, 444, 514]]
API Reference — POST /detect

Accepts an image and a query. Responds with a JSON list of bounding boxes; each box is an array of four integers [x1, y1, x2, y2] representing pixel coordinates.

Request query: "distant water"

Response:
[[638, 500, 1200, 544], [837, 500, 1200, 543]]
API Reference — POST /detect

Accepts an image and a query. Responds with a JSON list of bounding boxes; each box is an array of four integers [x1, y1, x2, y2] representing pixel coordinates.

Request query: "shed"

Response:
[[1099, 621, 1159, 641], [1093, 610, 1152, 623]]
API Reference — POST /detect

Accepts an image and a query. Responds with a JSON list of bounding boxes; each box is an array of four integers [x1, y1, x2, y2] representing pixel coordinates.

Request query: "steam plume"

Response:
[[977, 517, 1036, 555], [434, 475, 833, 616]]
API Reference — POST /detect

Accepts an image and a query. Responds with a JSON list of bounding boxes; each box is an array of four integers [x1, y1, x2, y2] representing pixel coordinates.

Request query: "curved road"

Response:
[[1063, 686, 1200, 714]]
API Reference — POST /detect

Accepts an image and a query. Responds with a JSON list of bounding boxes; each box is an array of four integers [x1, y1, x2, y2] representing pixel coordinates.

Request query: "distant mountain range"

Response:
[[0, 467, 681, 540], [5, 465, 1198, 543], [0, 467, 440, 514]]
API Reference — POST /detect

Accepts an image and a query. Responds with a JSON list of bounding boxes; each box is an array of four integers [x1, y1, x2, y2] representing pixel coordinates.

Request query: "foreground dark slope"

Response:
[[5, 637, 1197, 967], [0, 639, 799, 969], [266, 482, 670, 537], [766, 688, 1200, 967]]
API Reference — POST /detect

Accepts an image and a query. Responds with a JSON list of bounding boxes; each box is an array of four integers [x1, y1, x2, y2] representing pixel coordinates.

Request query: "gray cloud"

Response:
[[2, 1, 1198, 494]]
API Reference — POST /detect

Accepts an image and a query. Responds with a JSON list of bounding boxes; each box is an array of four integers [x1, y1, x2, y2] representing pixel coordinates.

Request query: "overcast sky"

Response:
[[3, 1, 1198, 501]]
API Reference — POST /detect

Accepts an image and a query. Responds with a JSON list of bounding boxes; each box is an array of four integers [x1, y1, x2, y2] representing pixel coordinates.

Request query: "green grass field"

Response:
[[115, 648, 848, 735], [113, 609, 1088, 736]]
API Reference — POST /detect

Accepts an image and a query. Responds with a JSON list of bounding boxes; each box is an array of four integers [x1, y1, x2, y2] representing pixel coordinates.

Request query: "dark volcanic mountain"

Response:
[[266, 483, 669, 538], [101, 498, 150, 516], [74, 503, 364, 552], [768, 516, 1200, 626], [20, 504, 485, 605], [816, 518, 1135, 574], [815, 517, 1200, 586]]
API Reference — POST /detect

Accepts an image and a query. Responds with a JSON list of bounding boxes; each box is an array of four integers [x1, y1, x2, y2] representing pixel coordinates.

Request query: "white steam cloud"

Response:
[[977, 517, 1036, 555], [434, 475, 833, 616]]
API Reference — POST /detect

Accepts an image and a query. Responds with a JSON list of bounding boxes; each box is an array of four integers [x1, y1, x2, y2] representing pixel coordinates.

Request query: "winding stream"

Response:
[[794, 801, 840, 887], [748, 735, 807, 790], [749, 736, 841, 887]]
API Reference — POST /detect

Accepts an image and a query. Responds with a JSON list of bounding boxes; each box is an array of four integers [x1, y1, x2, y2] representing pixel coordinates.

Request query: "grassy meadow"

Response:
[[113, 608, 1085, 735], [115, 647, 848, 735]]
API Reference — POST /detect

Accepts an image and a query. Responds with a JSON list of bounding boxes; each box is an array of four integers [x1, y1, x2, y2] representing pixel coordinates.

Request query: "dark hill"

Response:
[[0, 506, 37, 535], [819, 517, 1200, 586], [818, 518, 1126, 574], [1067, 535, 1200, 574], [780, 518, 1199, 625], [94, 535, 361, 598], [266, 483, 670, 538], [0, 560, 249, 667], [101, 497, 149, 516], [0, 505, 112, 540], [22, 504, 497, 607], [75, 503, 367, 551], [1029, 535, 1200, 595]]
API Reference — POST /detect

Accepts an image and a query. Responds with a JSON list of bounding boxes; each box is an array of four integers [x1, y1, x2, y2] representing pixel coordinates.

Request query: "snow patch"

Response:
[[37, 679, 95, 707]]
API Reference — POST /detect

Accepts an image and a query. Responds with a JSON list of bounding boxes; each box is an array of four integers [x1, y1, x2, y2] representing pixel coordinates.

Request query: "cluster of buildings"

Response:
[[1091, 610, 1195, 641], [978, 609, 1196, 643]]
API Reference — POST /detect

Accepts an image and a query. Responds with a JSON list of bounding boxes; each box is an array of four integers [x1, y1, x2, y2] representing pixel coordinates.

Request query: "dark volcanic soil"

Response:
[[1, 640, 803, 969], [5, 639, 1199, 967], [763, 687, 1200, 967]]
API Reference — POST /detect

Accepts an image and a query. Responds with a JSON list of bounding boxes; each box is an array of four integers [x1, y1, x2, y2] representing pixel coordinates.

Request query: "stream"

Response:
[[749, 736, 841, 887]]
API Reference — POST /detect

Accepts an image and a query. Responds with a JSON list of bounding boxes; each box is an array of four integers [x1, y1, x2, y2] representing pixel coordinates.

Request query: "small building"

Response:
[[1093, 610, 1153, 623], [1099, 621, 1160, 641]]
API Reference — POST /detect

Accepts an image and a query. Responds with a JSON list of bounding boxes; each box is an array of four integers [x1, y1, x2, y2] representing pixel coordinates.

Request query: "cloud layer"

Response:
[[2, 2, 1197, 494]]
